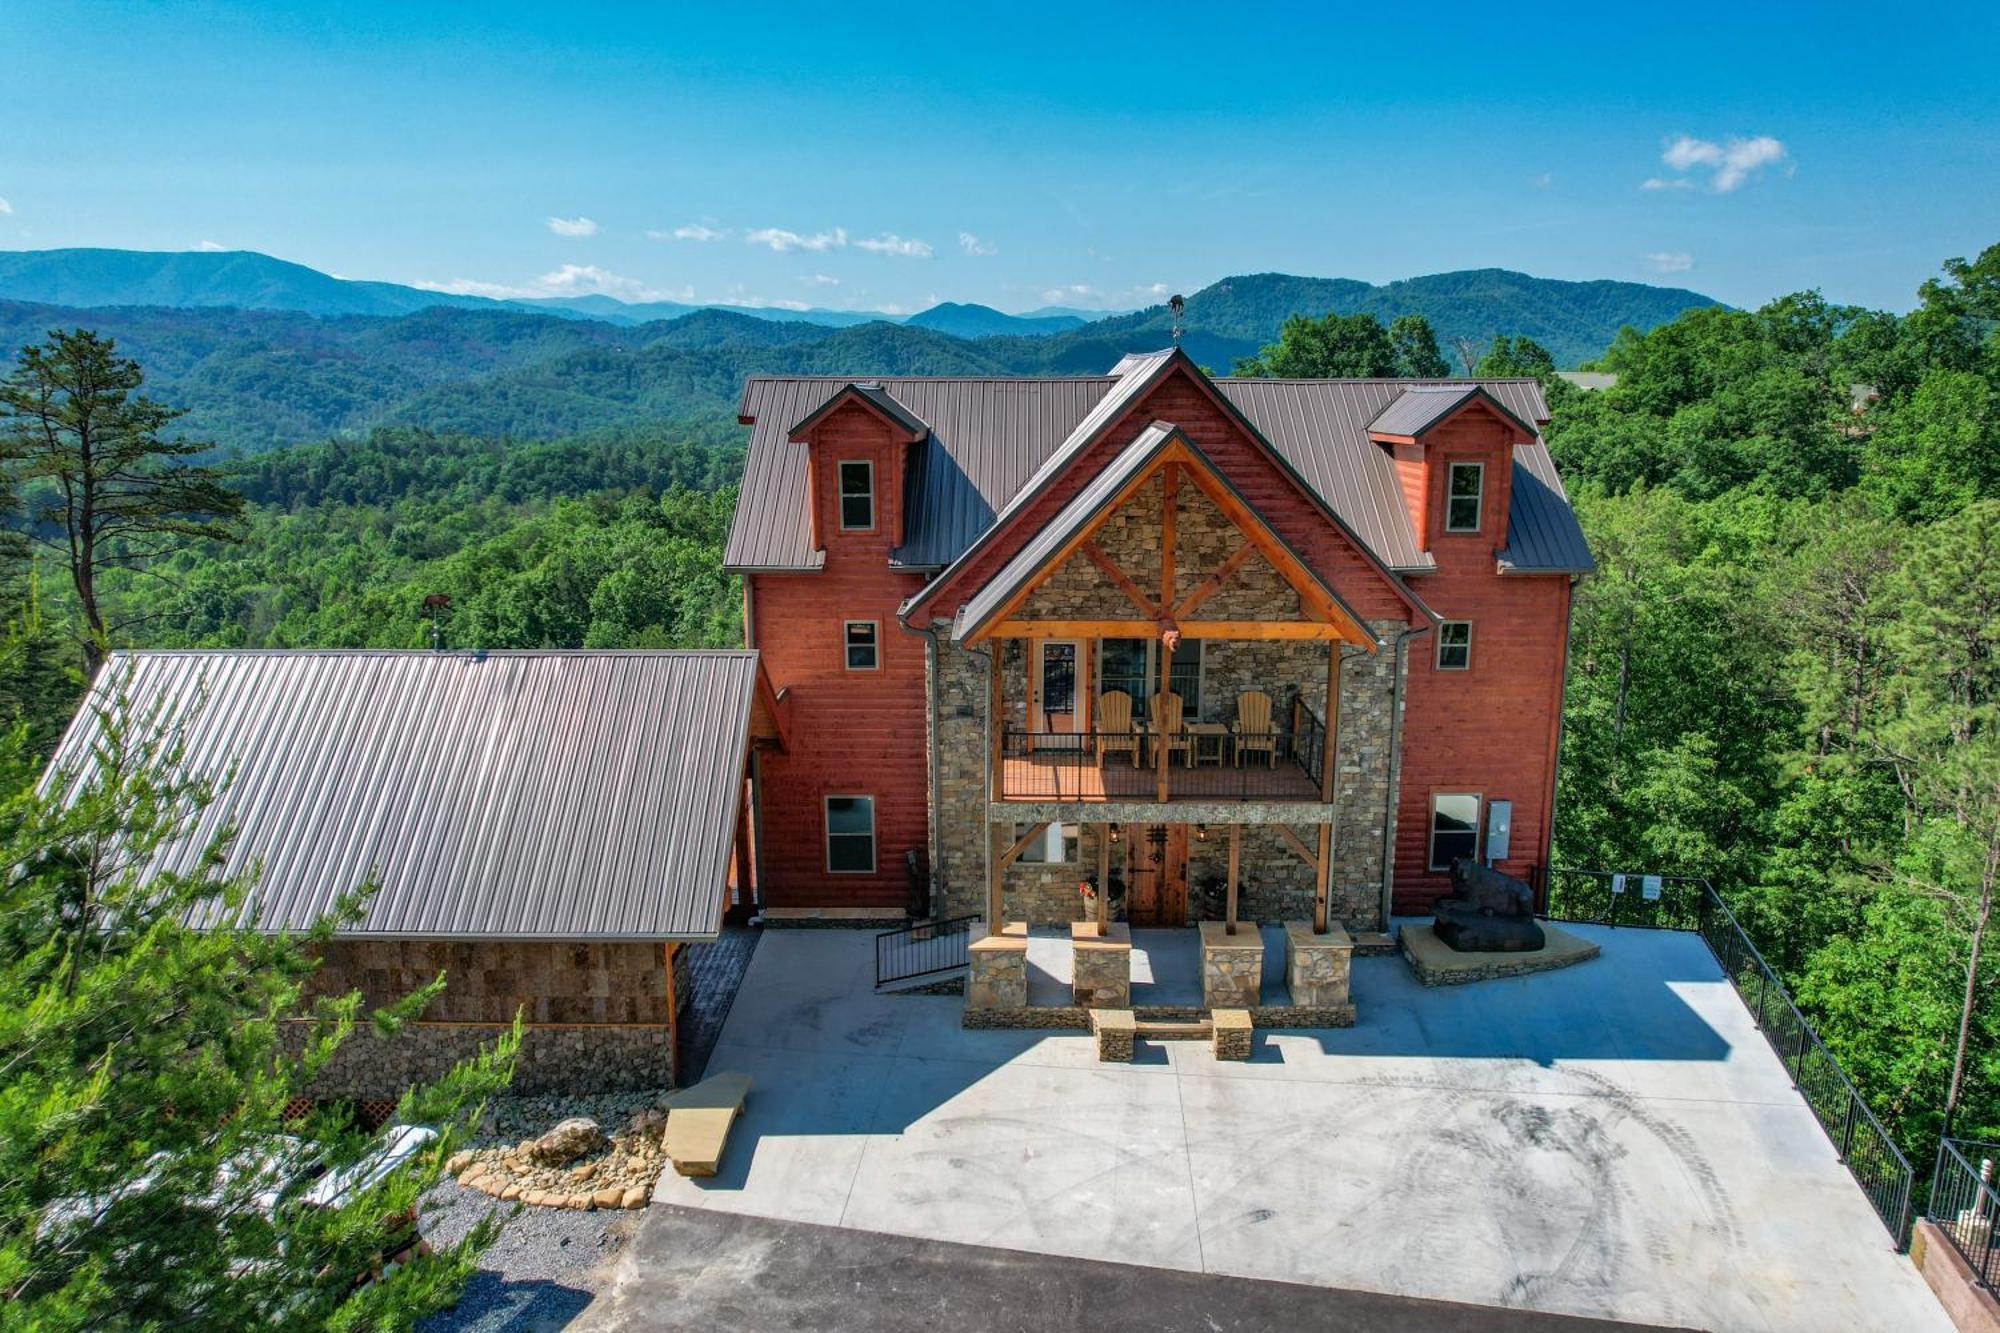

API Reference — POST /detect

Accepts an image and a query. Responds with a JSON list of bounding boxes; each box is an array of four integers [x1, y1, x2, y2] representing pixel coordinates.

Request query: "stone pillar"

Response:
[[1071, 921, 1131, 1007], [967, 922, 1029, 1009], [1199, 920, 1263, 1008], [1284, 920, 1353, 1007]]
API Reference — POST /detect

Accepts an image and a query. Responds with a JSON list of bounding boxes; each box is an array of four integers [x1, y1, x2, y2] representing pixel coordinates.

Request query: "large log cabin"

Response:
[[725, 348, 1592, 940]]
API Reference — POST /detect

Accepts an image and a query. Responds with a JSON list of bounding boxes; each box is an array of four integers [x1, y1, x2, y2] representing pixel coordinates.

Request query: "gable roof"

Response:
[[44, 650, 770, 941], [953, 423, 1375, 646], [726, 362, 1591, 577], [788, 380, 930, 443], [1365, 383, 1537, 442]]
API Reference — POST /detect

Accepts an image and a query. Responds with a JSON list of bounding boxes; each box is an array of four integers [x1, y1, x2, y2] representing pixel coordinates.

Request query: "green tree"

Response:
[[1473, 335, 1555, 379], [1388, 313, 1451, 377], [0, 685, 516, 1328], [1232, 311, 1396, 378], [0, 330, 246, 675], [1860, 369, 2000, 522]]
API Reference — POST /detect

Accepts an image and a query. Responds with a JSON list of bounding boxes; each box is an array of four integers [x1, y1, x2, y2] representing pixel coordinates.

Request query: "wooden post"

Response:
[[1321, 644, 1341, 804], [731, 777, 754, 911], [1314, 823, 1332, 933], [989, 644, 1005, 800], [987, 823, 1005, 933], [1160, 463, 1179, 608], [1096, 822, 1111, 935], [1226, 823, 1241, 935], [1155, 702, 1170, 803]]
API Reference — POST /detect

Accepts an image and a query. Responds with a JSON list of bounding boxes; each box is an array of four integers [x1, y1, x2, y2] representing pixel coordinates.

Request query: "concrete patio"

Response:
[[651, 923, 1949, 1333]]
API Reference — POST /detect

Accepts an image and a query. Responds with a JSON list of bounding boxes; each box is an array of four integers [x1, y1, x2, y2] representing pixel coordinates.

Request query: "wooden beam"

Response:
[[988, 825, 1005, 932], [989, 646, 1005, 800], [1096, 822, 1110, 934], [1226, 823, 1241, 935], [1314, 823, 1332, 933], [1155, 701, 1170, 803], [991, 619, 1351, 641], [1000, 820, 1051, 869], [1172, 541, 1257, 619], [1081, 540, 1165, 621], [1276, 824, 1319, 875], [1160, 463, 1179, 608]]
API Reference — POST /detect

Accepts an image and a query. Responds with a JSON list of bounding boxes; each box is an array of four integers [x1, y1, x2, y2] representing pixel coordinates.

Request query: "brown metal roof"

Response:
[[44, 650, 763, 941], [726, 366, 1591, 578]]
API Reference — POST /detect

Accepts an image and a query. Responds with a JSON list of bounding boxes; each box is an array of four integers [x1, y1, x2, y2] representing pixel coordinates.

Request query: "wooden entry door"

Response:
[[1124, 823, 1188, 927]]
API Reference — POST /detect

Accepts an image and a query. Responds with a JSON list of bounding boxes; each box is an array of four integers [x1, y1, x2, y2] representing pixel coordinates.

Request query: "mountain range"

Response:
[[0, 248, 1722, 454]]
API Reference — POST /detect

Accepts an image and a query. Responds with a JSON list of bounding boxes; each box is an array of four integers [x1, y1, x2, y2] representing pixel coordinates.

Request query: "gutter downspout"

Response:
[[1379, 624, 1427, 931], [900, 615, 947, 921], [741, 578, 766, 914]]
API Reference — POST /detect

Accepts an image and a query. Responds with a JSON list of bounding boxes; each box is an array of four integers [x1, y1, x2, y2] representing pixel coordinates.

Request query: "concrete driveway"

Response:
[[652, 925, 1947, 1333]]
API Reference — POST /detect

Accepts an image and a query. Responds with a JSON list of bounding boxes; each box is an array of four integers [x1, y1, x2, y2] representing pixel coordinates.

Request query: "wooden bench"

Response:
[[1132, 1018, 1213, 1041], [661, 1071, 751, 1177]]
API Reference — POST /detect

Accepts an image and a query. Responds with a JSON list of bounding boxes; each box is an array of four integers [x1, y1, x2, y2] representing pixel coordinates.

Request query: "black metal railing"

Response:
[[997, 728, 1321, 802], [1547, 868, 1914, 1248], [875, 914, 979, 990], [1926, 1138, 2000, 1284]]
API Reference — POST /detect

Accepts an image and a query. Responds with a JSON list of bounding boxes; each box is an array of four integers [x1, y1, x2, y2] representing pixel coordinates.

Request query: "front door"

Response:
[[1032, 639, 1087, 750], [1123, 823, 1189, 927]]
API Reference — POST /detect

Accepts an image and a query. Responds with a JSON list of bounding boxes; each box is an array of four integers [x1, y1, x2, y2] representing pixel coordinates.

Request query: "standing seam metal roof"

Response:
[[725, 367, 1592, 578], [43, 650, 761, 940]]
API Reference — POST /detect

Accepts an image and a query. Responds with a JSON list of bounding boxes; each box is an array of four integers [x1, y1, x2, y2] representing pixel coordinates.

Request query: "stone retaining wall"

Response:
[[963, 1003, 1355, 1031], [285, 1022, 673, 1097]]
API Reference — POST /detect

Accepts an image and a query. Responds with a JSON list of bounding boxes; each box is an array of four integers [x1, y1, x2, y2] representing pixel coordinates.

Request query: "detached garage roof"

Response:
[[45, 650, 779, 942]]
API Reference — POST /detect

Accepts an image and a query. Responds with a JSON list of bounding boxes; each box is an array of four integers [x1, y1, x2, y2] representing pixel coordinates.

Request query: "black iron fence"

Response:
[[1547, 868, 1914, 1248], [1926, 1138, 2000, 1285], [874, 914, 979, 990], [998, 728, 1321, 802]]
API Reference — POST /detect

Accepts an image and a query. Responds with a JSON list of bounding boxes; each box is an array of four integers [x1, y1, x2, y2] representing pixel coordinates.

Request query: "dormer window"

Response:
[[838, 461, 874, 531], [1445, 462, 1483, 533]]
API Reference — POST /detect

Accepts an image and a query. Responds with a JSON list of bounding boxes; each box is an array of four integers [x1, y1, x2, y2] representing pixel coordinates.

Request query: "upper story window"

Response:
[[844, 620, 879, 670], [1429, 793, 1481, 871], [1445, 462, 1484, 533], [825, 795, 876, 873], [1437, 621, 1472, 671], [838, 461, 875, 531]]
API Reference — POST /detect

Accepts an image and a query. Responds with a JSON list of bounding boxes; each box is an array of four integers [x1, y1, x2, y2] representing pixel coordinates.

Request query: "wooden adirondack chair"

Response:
[[1097, 690, 1141, 768], [1233, 691, 1276, 767], [1148, 691, 1190, 767]]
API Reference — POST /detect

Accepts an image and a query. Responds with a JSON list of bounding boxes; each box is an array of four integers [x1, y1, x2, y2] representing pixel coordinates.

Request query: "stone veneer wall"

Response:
[[295, 939, 676, 1096]]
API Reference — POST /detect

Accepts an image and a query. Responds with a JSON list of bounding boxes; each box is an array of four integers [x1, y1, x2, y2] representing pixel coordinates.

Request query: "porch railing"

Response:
[[1547, 868, 1914, 1248], [997, 728, 1323, 802], [1926, 1139, 2000, 1285], [875, 914, 979, 990]]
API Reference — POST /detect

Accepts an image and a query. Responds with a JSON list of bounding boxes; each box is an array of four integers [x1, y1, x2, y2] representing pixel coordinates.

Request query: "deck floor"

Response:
[[999, 754, 1320, 803]]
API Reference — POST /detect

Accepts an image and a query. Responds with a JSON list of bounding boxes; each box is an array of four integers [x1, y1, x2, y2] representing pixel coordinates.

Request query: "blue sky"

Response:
[[4, 1, 1996, 315]]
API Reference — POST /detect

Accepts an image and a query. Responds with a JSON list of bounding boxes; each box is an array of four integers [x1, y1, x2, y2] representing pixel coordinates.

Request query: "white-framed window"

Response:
[[1445, 462, 1483, 533], [844, 620, 879, 671], [1429, 792, 1481, 871], [838, 460, 874, 531], [1436, 621, 1472, 671], [825, 795, 876, 873], [1015, 822, 1080, 865]]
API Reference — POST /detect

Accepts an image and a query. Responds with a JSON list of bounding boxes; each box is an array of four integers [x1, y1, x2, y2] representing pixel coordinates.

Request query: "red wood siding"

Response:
[[748, 402, 928, 912], [1391, 412, 1569, 914]]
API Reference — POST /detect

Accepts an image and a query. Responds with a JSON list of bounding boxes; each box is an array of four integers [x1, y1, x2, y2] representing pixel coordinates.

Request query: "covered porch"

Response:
[[1022, 923, 1292, 1008]]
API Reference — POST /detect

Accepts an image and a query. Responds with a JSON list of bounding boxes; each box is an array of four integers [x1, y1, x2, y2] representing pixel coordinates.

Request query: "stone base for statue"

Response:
[[1071, 921, 1131, 1008], [967, 923, 1029, 1009], [1401, 921, 1599, 987], [1432, 906, 1546, 953]]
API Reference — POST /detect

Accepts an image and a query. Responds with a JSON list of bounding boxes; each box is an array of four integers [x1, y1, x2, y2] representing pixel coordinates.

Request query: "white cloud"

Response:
[[958, 231, 996, 257], [855, 233, 933, 258], [1042, 283, 1096, 302], [417, 276, 535, 298], [1532, 172, 1554, 189], [1645, 134, 1788, 193], [746, 226, 847, 253], [0, 197, 12, 216], [196, 240, 226, 251], [652, 223, 726, 242], [417, 264, 677, 302], [800, 273, 840, 287], [1644, 251, 1694, 273], [546, 215, 599, 237]]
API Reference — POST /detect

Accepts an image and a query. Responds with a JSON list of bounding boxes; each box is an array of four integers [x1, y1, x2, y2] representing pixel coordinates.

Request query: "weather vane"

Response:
[[1169, 293, 1186, 345]]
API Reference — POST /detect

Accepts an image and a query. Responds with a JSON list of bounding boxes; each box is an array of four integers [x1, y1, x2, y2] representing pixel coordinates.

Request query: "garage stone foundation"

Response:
[[1070, 922, 1132, 1007], [1284, 921, 1354, 1008], [285, 1022, 673, 1097], [966, 924, 1029, 1008], [1199, 921, 1264, 1008]]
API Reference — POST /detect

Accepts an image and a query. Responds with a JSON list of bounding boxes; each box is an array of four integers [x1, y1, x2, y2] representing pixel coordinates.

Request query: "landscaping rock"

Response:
[[530, 1117, 605, 1165]]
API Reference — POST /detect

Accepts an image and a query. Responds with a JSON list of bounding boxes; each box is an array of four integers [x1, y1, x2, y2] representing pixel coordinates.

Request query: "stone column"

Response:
[[1284, 920, 1353, 1007], [1071, 921, 1131, 1007], [1199, 920, 1263, 1008], [967, 922, 1028, 1009]]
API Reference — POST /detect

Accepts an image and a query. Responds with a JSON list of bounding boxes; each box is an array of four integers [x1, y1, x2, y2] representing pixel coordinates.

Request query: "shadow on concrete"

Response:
[[423, 1273, 595, 1332]]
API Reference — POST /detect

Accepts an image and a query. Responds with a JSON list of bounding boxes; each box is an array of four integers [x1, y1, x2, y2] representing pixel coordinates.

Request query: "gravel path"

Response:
[[419, 927, 761, 1331]]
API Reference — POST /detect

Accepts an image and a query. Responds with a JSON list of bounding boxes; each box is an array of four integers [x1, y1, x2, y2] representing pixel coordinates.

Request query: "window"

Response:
[[1436, 621, 1472, 671], [1016, 822, 1080, 864], [1429, 793, 1481, 871], [844, 620, 879, 671], [1445, 462, 1483, 532], [838, 461, 874, 531], [825, 796, 876, 873], [1098, 637, 1203, 721]]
